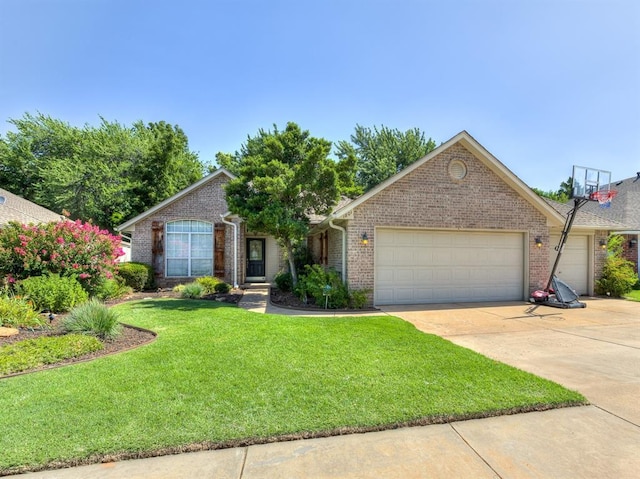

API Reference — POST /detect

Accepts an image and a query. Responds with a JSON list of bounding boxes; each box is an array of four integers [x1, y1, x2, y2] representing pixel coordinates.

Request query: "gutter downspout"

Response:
[[220, 215, 239, 288], [328, 218, 347, 282]]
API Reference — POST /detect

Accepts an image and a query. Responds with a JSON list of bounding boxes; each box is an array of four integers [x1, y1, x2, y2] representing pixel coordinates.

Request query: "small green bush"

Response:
[[92, 277, 132, 301], [62, 299, 122, 340], [274, 271, 293, 292], [16, 274, 89, 313], [295, 265, 349, 308], [596, 235, 638, 297], [349, 289, 371, 309], [0, 295, 46, 329], [117, 262, 154, 291], [180, 282, 204, 299], [0, 334, 103, 376], [214, 282, 231, 294], [196, 276, 222, 294], [172, 284, 186, 293]]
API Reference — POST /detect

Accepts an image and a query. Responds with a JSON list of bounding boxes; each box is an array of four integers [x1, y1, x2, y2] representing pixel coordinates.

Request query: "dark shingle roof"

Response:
[[543, 198, 629, 229], [0, 188, 64, 225], [579, 174, 640, 229]]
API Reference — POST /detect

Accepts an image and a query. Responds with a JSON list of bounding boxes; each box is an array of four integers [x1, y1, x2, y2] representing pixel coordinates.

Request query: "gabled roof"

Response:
[[580, 173, 640, 230], [543, 198, 629, 231], [0, 188, 65, 225], [321, 130, 566, 226], [117, 168, 235, 232]]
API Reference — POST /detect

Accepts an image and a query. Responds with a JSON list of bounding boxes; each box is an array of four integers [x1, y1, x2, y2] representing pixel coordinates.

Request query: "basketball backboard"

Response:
[[571, 166, 612, 200]]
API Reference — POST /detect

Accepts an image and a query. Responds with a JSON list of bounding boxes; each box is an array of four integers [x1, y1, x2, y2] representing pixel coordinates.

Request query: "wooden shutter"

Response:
[[214, 223, 225, 278]]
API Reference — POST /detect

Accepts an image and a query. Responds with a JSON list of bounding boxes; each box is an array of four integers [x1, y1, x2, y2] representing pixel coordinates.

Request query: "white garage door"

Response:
[[549, 235, 588, 295], [375, 229, 524, 305]]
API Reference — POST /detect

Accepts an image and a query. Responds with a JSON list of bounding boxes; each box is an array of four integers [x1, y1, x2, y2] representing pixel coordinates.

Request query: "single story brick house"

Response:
[[117, 131, 624, 305], [581, 173, 640, 273]]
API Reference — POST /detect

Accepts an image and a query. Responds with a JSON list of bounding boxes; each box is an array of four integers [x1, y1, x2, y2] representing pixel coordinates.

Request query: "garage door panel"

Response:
[[375, 229, 524, 305], [549, 235, 588, 295]]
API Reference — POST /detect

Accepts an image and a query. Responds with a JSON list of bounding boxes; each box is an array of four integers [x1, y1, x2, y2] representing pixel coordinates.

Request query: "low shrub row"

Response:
[[173, 277, 232, 299], [275, 266, 370, 309]]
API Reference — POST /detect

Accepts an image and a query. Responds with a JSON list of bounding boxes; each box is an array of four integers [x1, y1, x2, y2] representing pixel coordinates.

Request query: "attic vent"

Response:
[[449, 160, 467, 180], [0, 196, 5, 205]]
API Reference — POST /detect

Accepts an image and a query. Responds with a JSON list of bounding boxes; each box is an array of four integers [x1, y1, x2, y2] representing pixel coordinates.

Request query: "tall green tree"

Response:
[[0, 113, 206, 230], [532, 177, 572, 203], [223, 122, 344, 285], [336, 125, 437, 191]]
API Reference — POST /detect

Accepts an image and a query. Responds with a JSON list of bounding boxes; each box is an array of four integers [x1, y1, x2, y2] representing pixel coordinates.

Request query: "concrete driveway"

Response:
[[381, 298, 640, 424]]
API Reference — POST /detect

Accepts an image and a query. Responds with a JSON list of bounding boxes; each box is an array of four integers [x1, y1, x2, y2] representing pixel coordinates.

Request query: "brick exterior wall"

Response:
[[130, 174, 237, 287], [340, 144, 553, 303], [620, 234, 639, 273]]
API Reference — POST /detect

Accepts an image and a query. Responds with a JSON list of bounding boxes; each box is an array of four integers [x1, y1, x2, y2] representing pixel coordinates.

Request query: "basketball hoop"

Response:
[[590, 190, 617, 208]]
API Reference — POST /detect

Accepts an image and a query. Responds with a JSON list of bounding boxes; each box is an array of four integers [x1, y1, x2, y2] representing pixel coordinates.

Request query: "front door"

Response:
[[246, 238, 266, 281]]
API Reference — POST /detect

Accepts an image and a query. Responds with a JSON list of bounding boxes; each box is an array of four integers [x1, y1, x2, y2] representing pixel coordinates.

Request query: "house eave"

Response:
[[116, 168, 236, 232], [325, 131, 566, 227]]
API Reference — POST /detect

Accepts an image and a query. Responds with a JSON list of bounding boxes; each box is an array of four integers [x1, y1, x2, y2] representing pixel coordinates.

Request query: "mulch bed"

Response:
[[0, 289, 243, 377], [270, 288, 379, 312]]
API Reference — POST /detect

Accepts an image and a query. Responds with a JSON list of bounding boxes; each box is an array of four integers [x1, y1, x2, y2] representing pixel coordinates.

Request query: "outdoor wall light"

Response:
[[630, 238, 638, 248], [599, 239, 607, 250], [535, 237, 543, 248], [361, 232, 369, 245]]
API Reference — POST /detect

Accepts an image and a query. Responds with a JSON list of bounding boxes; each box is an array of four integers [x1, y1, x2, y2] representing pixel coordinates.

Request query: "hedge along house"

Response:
[[117, 168, 285, 288], [308, 131, 620, 306]]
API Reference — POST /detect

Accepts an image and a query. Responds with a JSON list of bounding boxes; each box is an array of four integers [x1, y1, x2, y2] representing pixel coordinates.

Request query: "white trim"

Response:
[[117, 168, 236, 232], [220, 215, 238, 288]]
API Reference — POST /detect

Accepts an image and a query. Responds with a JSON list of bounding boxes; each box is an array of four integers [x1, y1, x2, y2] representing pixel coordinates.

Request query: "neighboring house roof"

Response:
[[308, 196, 354, 225], [321, 130, 566, 226], [117, 168, 236, 232], [543, 198, 629, 230], [0, 187, 65, 225], [580, 173, 640, 231]]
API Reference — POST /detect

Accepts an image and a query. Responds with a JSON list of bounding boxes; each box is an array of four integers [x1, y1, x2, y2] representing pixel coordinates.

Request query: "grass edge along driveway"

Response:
[[0, 299, 586, 474]]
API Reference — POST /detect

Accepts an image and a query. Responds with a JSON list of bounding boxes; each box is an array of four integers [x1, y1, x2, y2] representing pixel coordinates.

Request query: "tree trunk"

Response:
[[286, 243, 298, 286]]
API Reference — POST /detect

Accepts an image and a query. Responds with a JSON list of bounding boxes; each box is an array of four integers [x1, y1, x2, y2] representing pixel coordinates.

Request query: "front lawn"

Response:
[[623, 289, 640, 301], [0, 299, 586, 474]]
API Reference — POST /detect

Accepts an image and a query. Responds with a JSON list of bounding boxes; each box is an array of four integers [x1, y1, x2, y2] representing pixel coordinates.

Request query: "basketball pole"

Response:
[[546, 197, 589, 291]]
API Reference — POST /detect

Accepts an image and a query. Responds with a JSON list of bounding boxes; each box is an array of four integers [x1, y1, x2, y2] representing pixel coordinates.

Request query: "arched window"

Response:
[[166, 220, 213, 277]]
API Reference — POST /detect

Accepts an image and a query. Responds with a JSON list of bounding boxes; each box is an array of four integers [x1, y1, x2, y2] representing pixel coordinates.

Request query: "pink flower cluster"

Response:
[[0, 219, 124, 290]]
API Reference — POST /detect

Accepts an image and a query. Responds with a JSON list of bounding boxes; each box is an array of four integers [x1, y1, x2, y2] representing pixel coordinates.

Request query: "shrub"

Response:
[[16, 274, 88, 313], [0, 334, 103, 376], [118, 262, 153, 291], [180, 282, 204, 299], [196, 276, 222, 294], [0, 219, 124, 292], [214, 282, 231, 294], [274, 271, 293, 292], [62, 299, 122, 340], [596, 235, 638, 297], [172, 284, 186, 293], [295, 265, 349, 309], [0, 295, 46, 329], [349, 289, 371, 309], [92, 277, 132, 301]]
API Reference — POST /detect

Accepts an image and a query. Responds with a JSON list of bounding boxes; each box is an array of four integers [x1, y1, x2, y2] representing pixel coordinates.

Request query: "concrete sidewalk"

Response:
[[18, 292, 640, 478]]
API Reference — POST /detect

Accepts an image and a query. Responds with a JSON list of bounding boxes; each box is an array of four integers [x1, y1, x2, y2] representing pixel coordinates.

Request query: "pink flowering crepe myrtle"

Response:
[[0, 219, 125, 289]]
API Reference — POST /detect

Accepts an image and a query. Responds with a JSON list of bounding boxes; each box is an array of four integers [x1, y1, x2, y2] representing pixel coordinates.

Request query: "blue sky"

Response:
[[1, 0, 638, 191]]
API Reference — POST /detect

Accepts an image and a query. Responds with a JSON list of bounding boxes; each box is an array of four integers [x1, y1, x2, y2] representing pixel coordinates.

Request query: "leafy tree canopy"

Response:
[[0, 113, 206, 230], [532, 177, 572, 203], [223, 122, 347, 285], [336, 124, 436, 191]]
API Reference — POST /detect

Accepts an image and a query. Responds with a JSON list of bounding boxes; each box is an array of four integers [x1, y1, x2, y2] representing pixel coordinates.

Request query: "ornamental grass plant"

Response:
[[62, 299, 122, 340]]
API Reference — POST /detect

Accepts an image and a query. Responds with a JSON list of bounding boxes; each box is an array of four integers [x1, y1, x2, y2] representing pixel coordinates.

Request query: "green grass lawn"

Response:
[[0, 299, 586, 474], [624, 289, 640, 301]]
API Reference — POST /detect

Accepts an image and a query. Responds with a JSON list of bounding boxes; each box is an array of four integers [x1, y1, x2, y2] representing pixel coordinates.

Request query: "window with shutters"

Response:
[[166, 220, 213, 277]]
